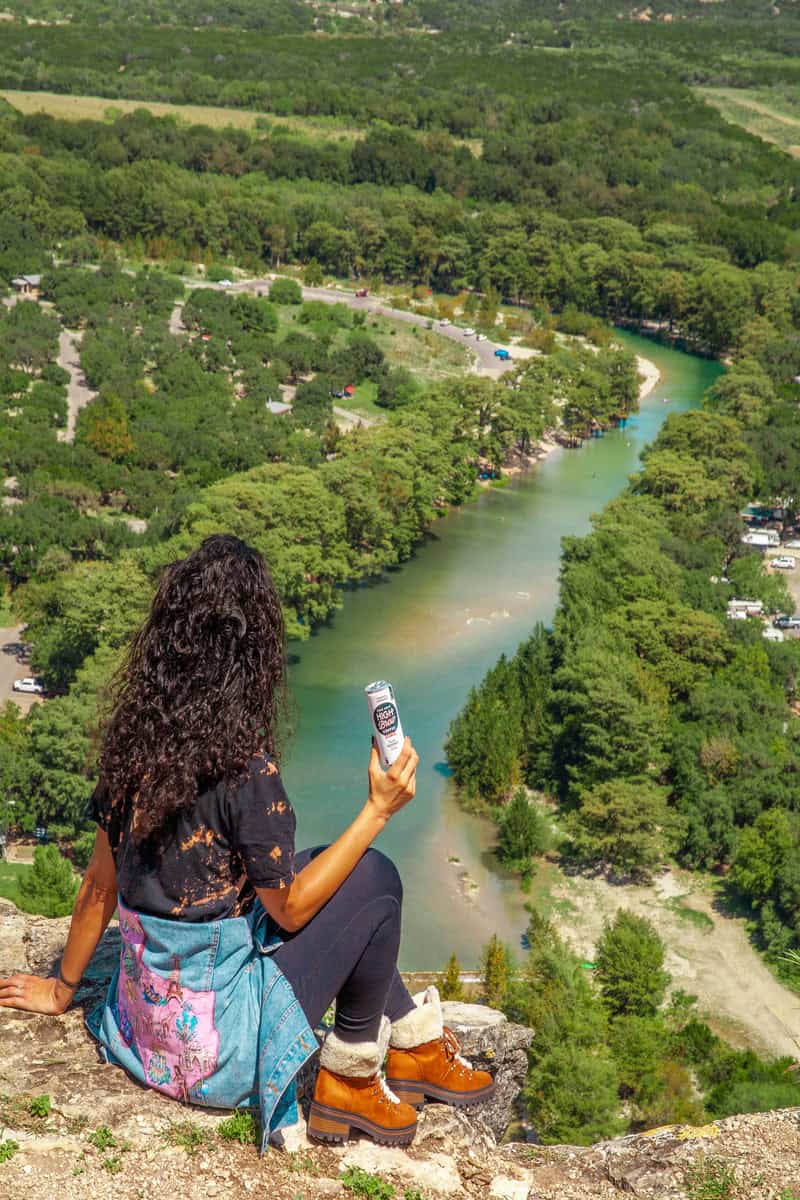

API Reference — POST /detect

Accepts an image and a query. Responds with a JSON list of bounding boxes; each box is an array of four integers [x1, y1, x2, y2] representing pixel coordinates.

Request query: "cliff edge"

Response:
[[1, 899, 798, 1199]]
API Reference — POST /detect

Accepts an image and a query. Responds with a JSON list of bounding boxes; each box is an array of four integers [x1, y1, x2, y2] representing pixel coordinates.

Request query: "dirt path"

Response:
[[56, 327, 94, 443], [168, 300, 186, 337], [0, 625, 41, 713], [548, 865, 800, 1060]]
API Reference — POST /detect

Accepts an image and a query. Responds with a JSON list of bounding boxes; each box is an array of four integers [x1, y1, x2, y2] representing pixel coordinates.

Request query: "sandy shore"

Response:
[[500, 355, 660, 480], [637, 354, 661, 400]]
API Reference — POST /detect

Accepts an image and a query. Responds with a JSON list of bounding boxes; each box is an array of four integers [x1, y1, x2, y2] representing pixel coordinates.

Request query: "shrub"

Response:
[[17, 845, 80, 918], [594, 911, 669, 1019], [497, 789, 552, 864], [269, 278, 303, 305], [206, 264, 234, 282]]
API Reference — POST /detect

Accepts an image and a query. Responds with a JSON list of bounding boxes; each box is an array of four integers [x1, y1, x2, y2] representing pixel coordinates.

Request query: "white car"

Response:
[[784, 540, 800, 550], [772, 555, 796, 570], [218, 279, 233, 288], [439, 318, 451, 327], [475, 333, 486, 341], [13, 677, 45, 694], [462, 327, 475, 337]]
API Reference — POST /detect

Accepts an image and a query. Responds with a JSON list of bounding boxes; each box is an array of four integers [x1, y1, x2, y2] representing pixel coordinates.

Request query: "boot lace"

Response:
[[442, 1027, 474, 1076], [368, 1074, 402, 1108]]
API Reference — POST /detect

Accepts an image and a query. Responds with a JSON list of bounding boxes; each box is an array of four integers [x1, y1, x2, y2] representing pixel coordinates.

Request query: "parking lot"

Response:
[[0, 626, 42, 712]]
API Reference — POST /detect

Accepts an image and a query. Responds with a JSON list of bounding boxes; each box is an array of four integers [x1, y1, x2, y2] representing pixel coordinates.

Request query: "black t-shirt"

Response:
[[89, 752, 296, 922]]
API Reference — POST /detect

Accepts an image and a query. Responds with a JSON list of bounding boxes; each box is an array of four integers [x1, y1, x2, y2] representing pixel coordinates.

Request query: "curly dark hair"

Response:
[[98, 534, 287, 841]]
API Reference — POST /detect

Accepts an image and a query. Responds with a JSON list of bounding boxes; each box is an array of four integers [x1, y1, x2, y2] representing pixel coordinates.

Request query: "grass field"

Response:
[[0, 89, 482, 153], [696, 87, 800, 158], [0, 860, 30, 907], [368, 315, 472, 383], [0, 89, 365, 141]]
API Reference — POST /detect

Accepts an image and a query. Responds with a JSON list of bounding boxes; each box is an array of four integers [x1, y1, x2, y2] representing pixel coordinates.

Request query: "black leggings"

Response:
[[271, 846, 415, 1043]]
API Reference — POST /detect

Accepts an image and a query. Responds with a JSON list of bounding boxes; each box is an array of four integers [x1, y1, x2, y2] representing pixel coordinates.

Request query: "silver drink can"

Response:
[[365, 680, 405, 769]]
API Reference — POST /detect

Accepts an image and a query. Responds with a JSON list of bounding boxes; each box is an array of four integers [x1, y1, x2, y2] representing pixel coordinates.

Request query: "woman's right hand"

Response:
[[367, 737, 419, 823]]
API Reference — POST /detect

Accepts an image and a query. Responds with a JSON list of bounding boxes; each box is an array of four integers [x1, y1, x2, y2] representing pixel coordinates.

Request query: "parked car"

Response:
[[475, 333, 486, 341], [13, 677, 45, 694], [494, 348, 511, 361], [439, 318, 450, 327], [218, 279, 233, 288], [772, 555, 796, 570], [355, 288, 369, 298], [773, 616, 800, 629], [784, 540, 800, 549], [462, 327, 475, 337]]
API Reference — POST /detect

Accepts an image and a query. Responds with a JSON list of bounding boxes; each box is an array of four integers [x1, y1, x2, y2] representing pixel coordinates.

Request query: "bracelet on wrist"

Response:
[[57, 965, 81, 991]]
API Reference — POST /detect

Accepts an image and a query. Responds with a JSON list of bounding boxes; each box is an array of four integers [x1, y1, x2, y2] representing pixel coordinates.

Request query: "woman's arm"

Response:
[[0, 828, 118, 1014], [256, 738, 418, 933]]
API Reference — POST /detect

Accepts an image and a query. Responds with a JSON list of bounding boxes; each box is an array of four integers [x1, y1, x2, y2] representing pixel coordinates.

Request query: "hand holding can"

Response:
[[365, 680, 405, 769]]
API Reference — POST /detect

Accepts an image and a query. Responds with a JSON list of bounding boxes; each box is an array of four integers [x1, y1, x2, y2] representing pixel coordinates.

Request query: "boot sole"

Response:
[[307, 1100, 417, 1147], [385, 1078, 497, 1110]]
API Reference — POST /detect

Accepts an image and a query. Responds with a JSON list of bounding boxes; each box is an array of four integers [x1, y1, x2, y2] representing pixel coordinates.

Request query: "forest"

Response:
[[1, 0, 800, 1151]]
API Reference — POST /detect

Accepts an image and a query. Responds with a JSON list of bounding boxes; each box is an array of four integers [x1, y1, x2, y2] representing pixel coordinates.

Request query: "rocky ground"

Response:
[[1, 899, 799, 1200]]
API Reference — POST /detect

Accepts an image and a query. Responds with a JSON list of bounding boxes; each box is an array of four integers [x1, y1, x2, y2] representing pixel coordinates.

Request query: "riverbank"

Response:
[[637, 354, 661, 400], [502, 354, 660, 478]]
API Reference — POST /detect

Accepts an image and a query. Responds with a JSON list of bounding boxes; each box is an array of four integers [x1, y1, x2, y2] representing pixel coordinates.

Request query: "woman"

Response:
[[0, 535, 494, 1150]]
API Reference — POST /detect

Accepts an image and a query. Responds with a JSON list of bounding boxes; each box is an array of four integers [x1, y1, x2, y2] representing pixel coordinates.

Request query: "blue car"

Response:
[[494, 348, 511, 361]]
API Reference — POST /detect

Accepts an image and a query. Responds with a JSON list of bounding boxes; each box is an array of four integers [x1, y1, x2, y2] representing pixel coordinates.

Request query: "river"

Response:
[[282, 333, 723, 969]]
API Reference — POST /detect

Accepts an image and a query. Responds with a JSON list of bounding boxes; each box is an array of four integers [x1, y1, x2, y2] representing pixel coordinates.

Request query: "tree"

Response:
[[594, 911, 669, 1019], [17, 844, 80, 917], [303, 259, 324, 286], [81, 392, 134, 462], [497, 789, 552, 864], [567, 778, 678, 880], [269, 277, 302, 305], [438, 952, 465, 1002], [524, 1041, 623, 1145], [482, 934, 512, 1009]]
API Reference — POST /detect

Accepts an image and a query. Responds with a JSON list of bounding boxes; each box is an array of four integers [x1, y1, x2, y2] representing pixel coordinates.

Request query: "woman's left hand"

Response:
[[0, 973, 74, 1014]]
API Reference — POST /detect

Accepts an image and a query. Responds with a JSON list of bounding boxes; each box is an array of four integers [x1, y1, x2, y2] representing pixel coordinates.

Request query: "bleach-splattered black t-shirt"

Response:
[[88, 752, 296, 922]]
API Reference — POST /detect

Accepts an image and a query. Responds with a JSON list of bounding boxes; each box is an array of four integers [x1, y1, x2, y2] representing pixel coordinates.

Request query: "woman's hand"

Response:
[[367, 737, 419, 824], [0, 973, 74, 1015]]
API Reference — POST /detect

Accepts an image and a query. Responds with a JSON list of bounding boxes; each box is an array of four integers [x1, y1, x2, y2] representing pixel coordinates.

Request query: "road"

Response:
[[0, 626, 41, 713], [174, 274, 532, 380], [56, 327, 94, 443]]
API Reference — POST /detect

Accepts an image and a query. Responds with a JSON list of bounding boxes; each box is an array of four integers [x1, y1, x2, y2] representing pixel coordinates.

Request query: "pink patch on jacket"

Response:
[[117, 910, 219, 1101]]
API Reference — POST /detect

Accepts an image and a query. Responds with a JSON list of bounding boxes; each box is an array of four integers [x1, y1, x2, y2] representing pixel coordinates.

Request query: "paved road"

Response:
[[0, 626, 41, 712], [56, 327, 94, 443], [178, 275, 529, 378]]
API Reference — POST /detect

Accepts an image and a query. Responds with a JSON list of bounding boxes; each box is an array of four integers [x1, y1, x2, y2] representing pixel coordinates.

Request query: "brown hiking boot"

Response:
[[307, 1017, 417, 1147], [386, 1026, 496, 1109], [308, 1067, 418, 1146], [386, 986, 496, 1110]]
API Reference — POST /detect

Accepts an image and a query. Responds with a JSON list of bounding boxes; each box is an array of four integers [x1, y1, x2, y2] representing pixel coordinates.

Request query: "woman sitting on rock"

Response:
[[0, 534, 494, 1150]]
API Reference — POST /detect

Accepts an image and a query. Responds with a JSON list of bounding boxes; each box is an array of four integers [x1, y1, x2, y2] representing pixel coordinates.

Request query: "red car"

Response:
[[355, 288, 369, 298]]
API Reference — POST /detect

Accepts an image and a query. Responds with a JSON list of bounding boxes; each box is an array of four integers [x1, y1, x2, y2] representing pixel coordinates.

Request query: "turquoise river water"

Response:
[[282, 333, 723, 968]]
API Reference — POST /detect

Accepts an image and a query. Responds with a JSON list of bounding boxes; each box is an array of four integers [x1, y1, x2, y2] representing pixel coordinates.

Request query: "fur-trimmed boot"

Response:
[[385, 986, 496, 1109], [308, 1016, 418, 1146]]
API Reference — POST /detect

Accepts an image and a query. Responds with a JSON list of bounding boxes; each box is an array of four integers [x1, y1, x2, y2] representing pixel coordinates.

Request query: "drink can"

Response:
[[365, 680, 405, 769]]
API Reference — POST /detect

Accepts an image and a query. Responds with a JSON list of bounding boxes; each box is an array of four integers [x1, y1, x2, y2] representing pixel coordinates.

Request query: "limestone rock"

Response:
[[3, 901, 800, 1200], [441, 1000, 534, 1141]]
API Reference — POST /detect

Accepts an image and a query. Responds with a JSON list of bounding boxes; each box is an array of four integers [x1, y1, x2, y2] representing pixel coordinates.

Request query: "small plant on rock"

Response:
[[88, 1125, 117, 1151], [161, 1120, 210, 1156], [685, 1157, 738, 1200], [217, 1110, 259, 1146], [0, 1138, 19, 1163], [341, 1165, 396, 1198], [28, 1094, 51, 1118]]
